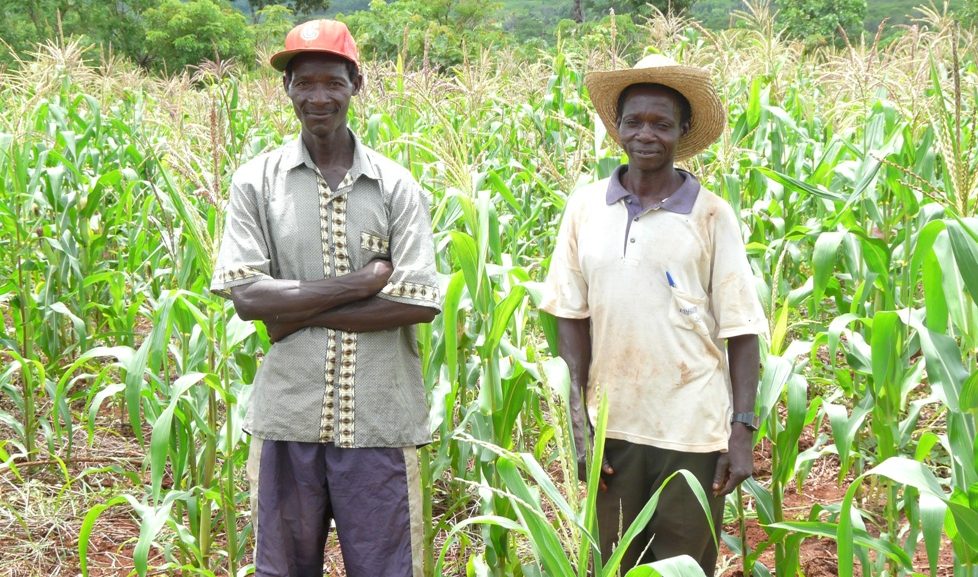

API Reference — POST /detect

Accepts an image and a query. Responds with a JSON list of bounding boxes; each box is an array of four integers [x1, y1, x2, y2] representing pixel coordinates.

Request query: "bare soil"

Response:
[[0, 406, 956, 577]]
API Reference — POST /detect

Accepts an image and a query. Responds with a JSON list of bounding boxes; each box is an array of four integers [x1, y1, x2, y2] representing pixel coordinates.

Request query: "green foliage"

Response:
[[340, 0, 510, 68], [3, 6, 978, 577], [687, 0, 956, 31], [0, 0, 154, 66], [0, 0, 290, 72], [958, 0, 978, 29], [555, 12, 648, 64], [253, 4, 296, 53], [499, 0, 574, 43], [584, 0, 697, 18], [244, 0, 330, 17], [325, 0, 370, 14], [143, 0, 255, 71], [776, 0, 866, 47], [865, 0, 963, 30], [690, 0, 747, 29]]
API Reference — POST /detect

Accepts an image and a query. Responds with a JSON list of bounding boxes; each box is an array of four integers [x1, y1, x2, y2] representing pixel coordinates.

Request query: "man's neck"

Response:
[[301, 127, 355, 174], [620, 165, 684, 207]]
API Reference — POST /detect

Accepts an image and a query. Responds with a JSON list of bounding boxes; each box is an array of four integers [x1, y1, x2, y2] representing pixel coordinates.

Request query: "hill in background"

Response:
[[234, 0, 962, 37], [692, 0, 962, 30]]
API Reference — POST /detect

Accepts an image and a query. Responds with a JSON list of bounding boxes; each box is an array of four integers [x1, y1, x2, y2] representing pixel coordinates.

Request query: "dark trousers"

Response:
[[597, 439, 725, 576], [254, 440, 423, 577]]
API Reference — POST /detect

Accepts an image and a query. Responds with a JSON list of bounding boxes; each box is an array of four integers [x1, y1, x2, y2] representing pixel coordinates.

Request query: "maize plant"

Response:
[[1, 6, 977, 577]]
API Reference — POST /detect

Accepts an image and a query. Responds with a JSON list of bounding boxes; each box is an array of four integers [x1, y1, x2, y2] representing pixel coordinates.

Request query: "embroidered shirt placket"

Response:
[[329, 173, 358, 447], [317, 174, 338, 442]]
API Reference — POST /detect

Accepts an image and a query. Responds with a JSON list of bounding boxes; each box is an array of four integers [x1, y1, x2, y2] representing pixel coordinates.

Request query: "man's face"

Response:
[[617, 86, 689, 172], [284, 53, 362, 138]]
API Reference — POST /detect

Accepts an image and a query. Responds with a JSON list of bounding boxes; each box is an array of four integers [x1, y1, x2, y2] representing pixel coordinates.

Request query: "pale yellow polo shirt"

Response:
[[541, 167, 766, 453]]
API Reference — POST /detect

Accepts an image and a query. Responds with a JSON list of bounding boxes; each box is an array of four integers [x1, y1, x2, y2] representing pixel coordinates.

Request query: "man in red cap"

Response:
[[211, 19, 440, 577]]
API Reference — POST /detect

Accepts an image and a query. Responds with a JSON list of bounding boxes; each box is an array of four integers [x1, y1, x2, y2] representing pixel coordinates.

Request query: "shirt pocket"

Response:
[[668, 286, 711, 337], [361, 231, 391, 259]]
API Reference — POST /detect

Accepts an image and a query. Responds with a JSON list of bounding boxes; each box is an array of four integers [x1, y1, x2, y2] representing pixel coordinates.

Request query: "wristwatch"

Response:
[[731, 412, 760, 431]]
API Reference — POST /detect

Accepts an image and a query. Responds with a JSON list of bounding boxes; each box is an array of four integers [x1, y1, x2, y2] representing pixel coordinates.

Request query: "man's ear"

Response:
[[282, 72, 290, 95], [352, 73, 363, 96], [681, 119, 691, 136]]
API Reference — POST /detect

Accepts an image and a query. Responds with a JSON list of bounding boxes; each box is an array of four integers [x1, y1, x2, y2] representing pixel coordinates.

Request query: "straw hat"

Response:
[[585, 54, 725, 161]]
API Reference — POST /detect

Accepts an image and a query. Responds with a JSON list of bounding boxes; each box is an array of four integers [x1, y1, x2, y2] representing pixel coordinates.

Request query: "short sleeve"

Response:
[[540, 195, 589, 319], [376, 178, 442, 311], [709, 203, 767, 339], [210, 178, 273, 299]]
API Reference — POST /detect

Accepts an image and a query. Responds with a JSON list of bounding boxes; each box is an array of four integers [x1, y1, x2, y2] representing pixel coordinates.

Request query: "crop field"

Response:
[[1, 5, 977, 577]]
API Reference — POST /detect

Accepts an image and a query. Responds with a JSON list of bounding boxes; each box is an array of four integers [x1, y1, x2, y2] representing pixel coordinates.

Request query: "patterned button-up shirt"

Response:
[[211, 134, 441, 448]]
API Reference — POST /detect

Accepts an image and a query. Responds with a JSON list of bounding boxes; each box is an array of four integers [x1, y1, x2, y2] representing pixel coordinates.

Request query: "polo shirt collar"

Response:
[[282, 130, 381, 182], [605, 165, 700, 215]]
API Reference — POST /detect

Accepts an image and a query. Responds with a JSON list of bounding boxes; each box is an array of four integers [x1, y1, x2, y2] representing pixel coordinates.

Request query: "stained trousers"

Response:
[[597, 439, 725, 576]]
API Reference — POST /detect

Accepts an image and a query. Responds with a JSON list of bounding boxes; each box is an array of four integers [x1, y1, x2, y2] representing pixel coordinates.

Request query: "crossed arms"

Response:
[[231, 259, 439, 341]]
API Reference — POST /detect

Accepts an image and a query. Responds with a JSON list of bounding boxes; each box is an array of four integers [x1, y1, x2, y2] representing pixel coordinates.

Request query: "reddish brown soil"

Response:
[[717, 433, 954, 577], [0, 405, 957, 577]]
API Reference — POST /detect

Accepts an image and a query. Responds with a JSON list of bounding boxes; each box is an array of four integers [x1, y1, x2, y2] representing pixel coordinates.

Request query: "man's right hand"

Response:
[[265, 320, 300, 343], [577, 452, 615, 492], [357, 259, 394, 293], [574, 420, 615, 492]]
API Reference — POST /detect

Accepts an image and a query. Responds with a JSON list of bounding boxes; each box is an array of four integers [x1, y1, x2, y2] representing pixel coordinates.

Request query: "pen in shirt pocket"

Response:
[[666, 271, 677, 288]]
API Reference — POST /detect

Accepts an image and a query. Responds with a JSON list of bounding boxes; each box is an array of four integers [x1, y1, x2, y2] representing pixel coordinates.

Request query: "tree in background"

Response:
[[500, 1, 577, 44], [0, 0, 154, 65], [556, 11, 647, 63], [253, 4, 296, 54], [777, 0, 866, 47], [692, 0, 744, 29], [340, 0, 507, 68], [959, 0, 978, 28], [143, 0, 255, 71], [584, 0, 698, 18], [243, 0, 329, 18]]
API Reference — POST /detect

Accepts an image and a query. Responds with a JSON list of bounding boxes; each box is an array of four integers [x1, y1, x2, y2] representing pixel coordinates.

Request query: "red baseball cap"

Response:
[[270, 19, 359, 71]]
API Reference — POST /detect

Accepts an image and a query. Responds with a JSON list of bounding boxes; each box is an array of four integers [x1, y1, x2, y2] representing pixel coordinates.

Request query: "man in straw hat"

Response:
[[210, 19, 440, 577], [541, 54, 766, 574]]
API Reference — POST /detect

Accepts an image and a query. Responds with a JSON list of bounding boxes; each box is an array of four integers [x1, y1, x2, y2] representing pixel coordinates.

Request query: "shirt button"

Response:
[[633, 217, 639, 222], [629, 238, 636, 243], [625, 198, 632, 204]]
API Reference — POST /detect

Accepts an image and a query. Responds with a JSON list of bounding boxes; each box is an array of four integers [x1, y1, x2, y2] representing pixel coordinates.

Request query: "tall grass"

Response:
[[1, 6, 977, 576]]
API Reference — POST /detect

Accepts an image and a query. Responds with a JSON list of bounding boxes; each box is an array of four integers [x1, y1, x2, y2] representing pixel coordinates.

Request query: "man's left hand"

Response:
[[712, 423, 754, 496]]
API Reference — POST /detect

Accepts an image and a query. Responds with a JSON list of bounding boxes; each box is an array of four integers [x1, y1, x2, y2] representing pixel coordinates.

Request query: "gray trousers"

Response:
[[249, 438, 424, 577], [597, 439, 725, 576]]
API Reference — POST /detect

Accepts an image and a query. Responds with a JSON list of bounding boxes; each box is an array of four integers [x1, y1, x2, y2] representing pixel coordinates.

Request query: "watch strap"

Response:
[[731, 412, 759, 431]]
